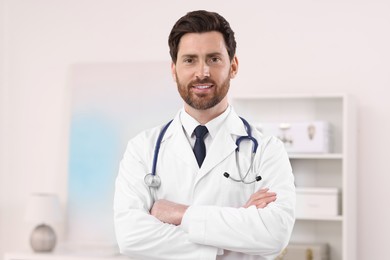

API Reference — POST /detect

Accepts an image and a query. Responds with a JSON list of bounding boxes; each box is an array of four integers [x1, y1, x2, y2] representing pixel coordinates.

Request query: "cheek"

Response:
[[176, 69, 193, 82], [216, 68, 233, 81]]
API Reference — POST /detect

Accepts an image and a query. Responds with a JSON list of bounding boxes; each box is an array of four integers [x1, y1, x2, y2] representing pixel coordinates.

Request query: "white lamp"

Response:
[[25, 193, 62, 253]]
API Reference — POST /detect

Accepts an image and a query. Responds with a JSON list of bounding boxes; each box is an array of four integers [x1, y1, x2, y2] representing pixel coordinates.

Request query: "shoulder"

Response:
[[241, 119, 288, 158], [126, 116, 179, 148], [128, 123, 168, 147]]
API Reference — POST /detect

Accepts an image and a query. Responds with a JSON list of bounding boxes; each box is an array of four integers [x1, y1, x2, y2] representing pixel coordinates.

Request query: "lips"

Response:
[[193, 84, 213, 89]]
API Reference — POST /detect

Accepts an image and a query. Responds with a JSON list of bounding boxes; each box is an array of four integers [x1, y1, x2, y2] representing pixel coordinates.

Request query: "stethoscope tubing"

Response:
[[146, 117, 261, 188], [151, 119, 173, 176]]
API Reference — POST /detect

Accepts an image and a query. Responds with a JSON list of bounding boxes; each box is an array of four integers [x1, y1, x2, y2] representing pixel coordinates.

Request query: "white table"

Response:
[[4, 252, 131, 260]]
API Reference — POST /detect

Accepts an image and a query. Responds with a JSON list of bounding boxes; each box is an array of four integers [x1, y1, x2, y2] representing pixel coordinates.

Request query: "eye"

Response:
[[183, 58, 194, 64], [209, 56, 222, 63]]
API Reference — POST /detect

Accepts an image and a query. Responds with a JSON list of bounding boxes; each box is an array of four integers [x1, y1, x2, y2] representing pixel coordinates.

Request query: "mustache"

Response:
[[189, 78, 216, 85]]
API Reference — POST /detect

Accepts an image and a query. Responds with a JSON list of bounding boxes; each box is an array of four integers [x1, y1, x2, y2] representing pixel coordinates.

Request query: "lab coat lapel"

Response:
[[195, 110, 248, 183], [162, 113, 199, 170]]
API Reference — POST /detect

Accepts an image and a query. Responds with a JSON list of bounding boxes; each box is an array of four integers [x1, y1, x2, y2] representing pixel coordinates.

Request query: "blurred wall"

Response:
[[1, 1, 389, 259], [0, 0, 8, 255]]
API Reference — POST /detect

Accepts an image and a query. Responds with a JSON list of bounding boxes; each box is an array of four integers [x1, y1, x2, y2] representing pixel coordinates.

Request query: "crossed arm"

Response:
[[115, 135, 295, 259], [151, 188, 277, 225]]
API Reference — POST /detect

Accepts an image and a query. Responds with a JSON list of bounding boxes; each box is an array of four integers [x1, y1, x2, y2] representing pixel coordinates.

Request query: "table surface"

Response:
[[4, 252, 131, 260]]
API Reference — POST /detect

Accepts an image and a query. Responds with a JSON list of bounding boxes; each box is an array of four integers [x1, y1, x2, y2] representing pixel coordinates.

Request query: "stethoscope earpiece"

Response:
[[223, 172, 262, 184]]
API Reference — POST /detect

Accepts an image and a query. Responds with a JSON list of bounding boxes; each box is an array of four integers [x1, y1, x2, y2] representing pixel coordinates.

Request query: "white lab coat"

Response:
[[114, 108, 295, 260]]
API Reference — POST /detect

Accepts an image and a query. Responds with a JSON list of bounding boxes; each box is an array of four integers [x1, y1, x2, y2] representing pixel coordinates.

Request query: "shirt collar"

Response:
[[180, 106, 231, 139]]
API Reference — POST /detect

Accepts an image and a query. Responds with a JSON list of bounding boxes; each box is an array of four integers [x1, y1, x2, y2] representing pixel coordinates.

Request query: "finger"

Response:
[[244, 194, 277, 208], [254, 188, 269, 194], [254, 195, 277, 208], [247, 188, 269, 201], [250, 188, 274, 198], [243, 189, 277, 208], [249, 191, 277, 202], [252, 193, 277, 203], [256, 202, 267, 208], [244, 192, 275, 206]]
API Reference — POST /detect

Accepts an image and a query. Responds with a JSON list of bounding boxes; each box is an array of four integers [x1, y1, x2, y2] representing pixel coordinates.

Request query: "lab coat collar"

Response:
[[160, 108, 250, 182], [161, 111, 199, 169], [179, 106, 231, 141]]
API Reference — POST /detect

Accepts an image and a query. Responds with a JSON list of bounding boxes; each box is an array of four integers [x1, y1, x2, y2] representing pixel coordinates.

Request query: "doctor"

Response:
[[114, 10, 295, 260]]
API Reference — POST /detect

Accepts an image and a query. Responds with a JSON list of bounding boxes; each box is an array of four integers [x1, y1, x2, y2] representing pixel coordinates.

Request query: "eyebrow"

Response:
[[206, 52, 223, 57], [181, 54, 197, 59], [180, 52, 224, 59]]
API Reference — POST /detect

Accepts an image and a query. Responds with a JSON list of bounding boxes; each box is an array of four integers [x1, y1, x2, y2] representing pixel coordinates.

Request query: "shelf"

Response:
[[232, 94, 356, 260], [232, 93, 348, 100], [296, 215, 343, 221], [288, 153, 343, 159]]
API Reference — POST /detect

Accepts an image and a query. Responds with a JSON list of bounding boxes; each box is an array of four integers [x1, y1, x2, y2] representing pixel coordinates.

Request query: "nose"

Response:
[[195, 62, 210, 79]]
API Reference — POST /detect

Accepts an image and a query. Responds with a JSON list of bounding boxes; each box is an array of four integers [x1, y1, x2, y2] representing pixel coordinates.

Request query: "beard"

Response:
[[176, 74, 230, 110]]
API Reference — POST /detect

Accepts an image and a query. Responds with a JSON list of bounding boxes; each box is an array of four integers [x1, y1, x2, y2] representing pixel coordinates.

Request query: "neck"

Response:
[[184, 98, 229, 125]]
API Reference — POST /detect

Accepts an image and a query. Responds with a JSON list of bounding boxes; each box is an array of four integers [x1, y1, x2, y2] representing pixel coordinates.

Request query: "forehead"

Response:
[[177, 31, 228, 56]]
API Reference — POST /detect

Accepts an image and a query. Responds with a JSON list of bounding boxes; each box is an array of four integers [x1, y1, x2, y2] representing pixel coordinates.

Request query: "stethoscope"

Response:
[[144, 117, 262, 189]]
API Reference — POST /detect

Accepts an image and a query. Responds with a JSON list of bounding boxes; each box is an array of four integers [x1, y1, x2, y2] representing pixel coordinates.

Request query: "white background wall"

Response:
[[1, 0, 389, 259]]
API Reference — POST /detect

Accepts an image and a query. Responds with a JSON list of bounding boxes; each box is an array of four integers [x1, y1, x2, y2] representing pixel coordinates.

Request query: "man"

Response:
[[114, 10, 295, 260]]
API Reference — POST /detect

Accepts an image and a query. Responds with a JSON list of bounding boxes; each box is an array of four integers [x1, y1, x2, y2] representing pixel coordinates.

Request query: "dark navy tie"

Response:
[[193, 125, 209, 167]]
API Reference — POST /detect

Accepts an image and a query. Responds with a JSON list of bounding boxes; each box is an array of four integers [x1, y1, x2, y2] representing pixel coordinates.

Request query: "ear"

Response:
[[171, 62, 177, 82], [229, 55, 239, 79]]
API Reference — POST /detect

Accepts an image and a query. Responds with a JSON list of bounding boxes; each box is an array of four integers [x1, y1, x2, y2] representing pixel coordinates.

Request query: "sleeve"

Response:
[[180, 136, 296, 258], [113, 134, 218, 260]]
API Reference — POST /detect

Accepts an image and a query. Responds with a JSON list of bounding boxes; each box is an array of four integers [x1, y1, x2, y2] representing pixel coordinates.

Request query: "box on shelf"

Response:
[[255, 121, 332, 153], [296, 187, 340, 218], [276, 243, 329, 260]]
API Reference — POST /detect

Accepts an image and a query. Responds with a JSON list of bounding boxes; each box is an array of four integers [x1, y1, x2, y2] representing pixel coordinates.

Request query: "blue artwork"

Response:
[[67, 62, 181, 248]]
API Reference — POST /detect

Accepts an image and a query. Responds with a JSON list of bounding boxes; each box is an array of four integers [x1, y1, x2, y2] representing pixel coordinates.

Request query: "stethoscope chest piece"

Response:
[[144, 174, 161, 188]]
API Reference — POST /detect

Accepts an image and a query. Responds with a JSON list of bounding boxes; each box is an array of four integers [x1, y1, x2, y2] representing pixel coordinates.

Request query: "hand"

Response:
[[243, 188, 276, 208], [150, 199, 188, 225]]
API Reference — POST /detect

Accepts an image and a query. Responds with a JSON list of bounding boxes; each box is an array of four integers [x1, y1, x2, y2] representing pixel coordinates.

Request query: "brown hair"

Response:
[[168, 10, 236, 63]]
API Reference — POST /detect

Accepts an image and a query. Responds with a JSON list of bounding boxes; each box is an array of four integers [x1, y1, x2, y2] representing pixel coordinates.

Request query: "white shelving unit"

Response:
[[231, 94, 356, 260]]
